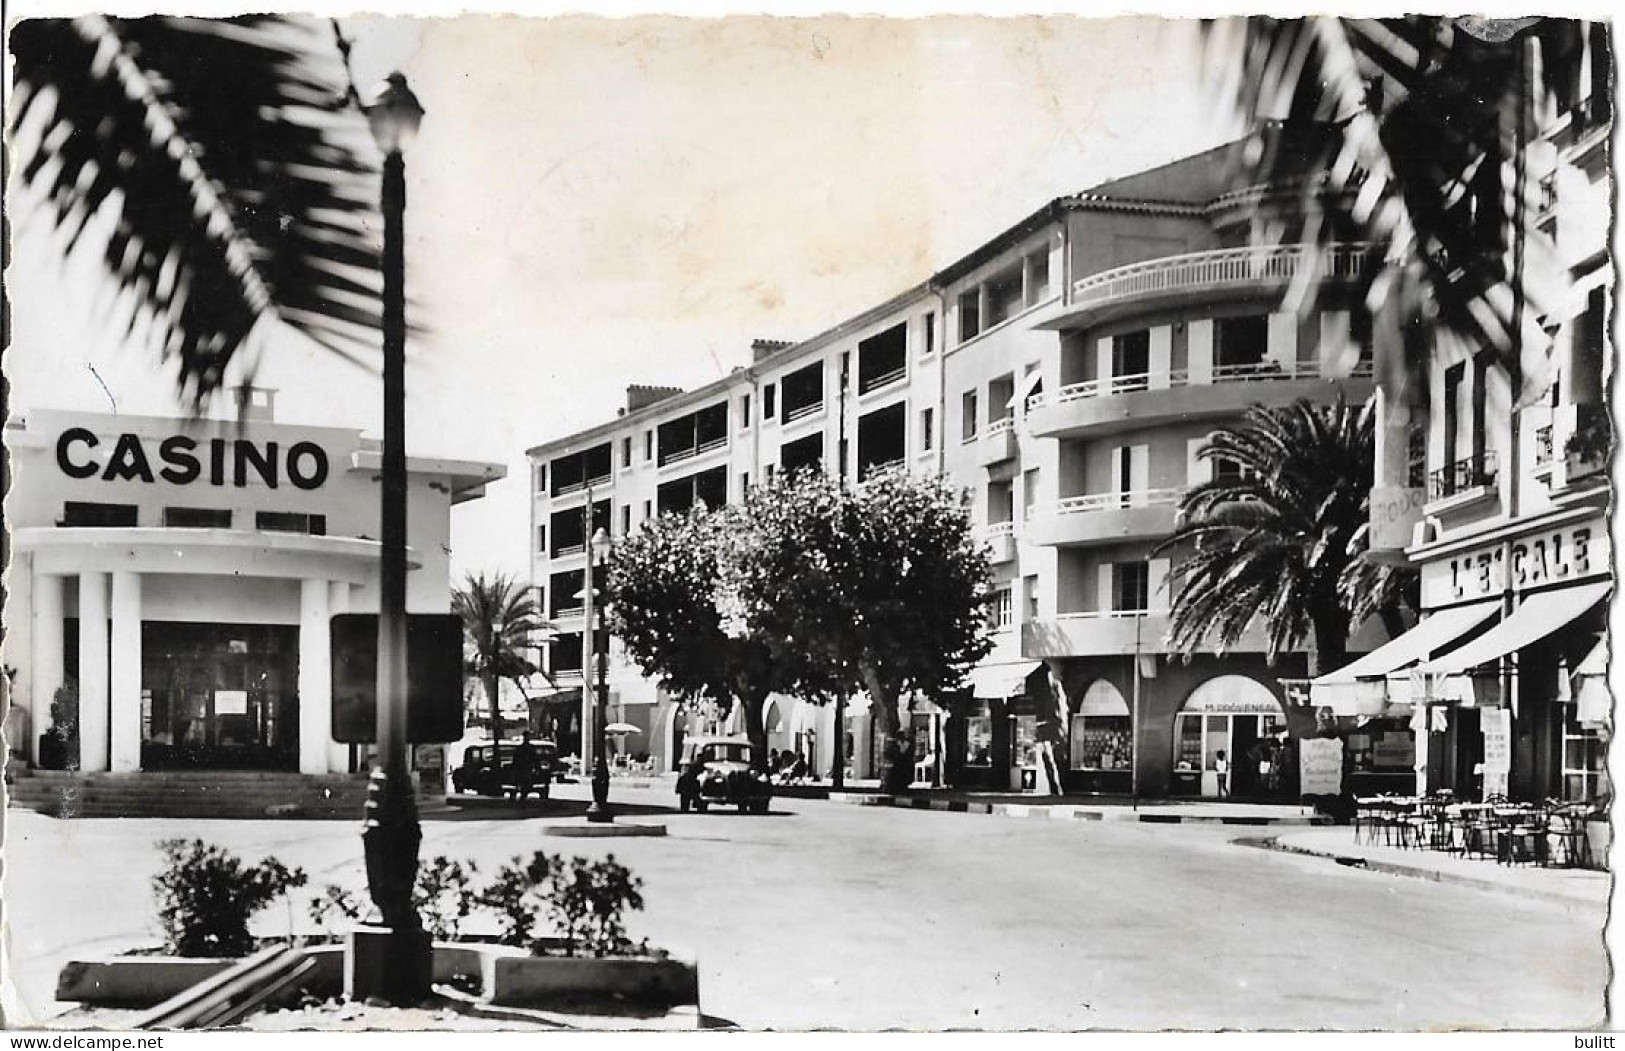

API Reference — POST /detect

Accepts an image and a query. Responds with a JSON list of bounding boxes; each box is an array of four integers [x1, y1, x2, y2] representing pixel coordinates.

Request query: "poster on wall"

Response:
[[1299, 737, 1344, 797], [213, 689, 248, 715], [1482, 708, 1512, 800]]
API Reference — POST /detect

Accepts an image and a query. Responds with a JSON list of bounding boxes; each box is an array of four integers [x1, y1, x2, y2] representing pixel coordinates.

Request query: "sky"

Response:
[[6, 12, 1243, 581]]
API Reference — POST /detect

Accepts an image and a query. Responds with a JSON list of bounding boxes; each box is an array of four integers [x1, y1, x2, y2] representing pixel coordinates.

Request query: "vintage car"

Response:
[[676, 736, 772, 813], [451, 739, 558, 799]]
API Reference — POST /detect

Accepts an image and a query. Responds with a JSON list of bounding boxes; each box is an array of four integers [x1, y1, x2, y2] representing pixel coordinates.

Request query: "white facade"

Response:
[[3, 392, 504, 775]]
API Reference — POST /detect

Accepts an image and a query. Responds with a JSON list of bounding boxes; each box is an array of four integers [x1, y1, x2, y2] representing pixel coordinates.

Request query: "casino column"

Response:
[[30, 572, 65, 765], [109, 571, 143, 772], [299, 578, 333, 774], [77, 572, 110, 772], [327, 582, 353, 773]]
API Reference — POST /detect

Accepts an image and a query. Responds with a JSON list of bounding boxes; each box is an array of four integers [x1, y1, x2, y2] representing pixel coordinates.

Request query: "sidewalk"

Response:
[[823, 787, 1332, 826], [1252, 826, 1611, 906]]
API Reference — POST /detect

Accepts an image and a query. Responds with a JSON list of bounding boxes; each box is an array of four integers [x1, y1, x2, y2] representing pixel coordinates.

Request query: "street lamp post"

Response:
[[352, 72, 431, 1005], [585, 527, 615, 822]]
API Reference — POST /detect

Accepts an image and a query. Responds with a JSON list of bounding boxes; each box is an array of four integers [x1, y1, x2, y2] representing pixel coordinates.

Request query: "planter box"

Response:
[[482, 952, 698, 1008], [56, 957, 234, 1007]]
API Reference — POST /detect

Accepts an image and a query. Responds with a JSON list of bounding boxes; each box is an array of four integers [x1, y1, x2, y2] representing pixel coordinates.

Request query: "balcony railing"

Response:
[[553, 542, 585, 558], [859, 366, 908, 396], [783, 400, 823, 424], [1069, 242, 1374, 313], [983, 521, 1015, 541], [985, 416, 1015, 437], [553, 479, 585, 497], [1053, 609, 1169, 621], [552, 605, 584, 620], [1429, 451, 1498, 500], [659, 435, 727, 467], [1047, 488, 1184, 515], [1033, 359, 1374, 408]]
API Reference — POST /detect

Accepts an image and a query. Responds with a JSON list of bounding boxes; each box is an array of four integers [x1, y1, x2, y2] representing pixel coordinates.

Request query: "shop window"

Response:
[[1346, 719, 1415, 774], [1070, 715, 1132, 772], [163, 506, 232, 528], [1563, 703, 1607, 802], [256, 511, 325, 535], [60, 501, 138, 527], [964, 707, 993, 766], [1010, 715, 1038, 767]]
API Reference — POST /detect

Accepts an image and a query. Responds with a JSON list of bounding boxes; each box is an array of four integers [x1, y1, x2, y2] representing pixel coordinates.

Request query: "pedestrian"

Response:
[[1215, 749, 1230, 797]]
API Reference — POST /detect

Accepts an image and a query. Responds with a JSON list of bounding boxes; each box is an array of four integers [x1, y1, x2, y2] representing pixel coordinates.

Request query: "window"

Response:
[[740, 393, 752, 429], [1069, 682, 1132, 772], [1011, 715, 1038, 767], [857, 403, 907, 480], [61, 501, 138, 527], [922, 312, 937, 357], [536, 524, 547, 552], [964, 701, 993, 766], [1563, 702, 1607, 801], [763, 383, 777, 420], [780, 433, 824, 476], [1022, 468, 1040, 518], [163, 507, 231, 528], [782, 361, 825, 420], [534, 464, 547, 493], [256, 511, 326, 535], [1025, 575, 1040, 621], [621, 437, 632, 469], [1443, 361, 1464, 483], [988, 588, 1013, 631], [740, 472, 751, 499], [985, 266, 1023, 328], [857, 324, 907, 395], [1113, 330, 1151, 388], [987, 480, 1014, 524], [1215, 315, 1269, 373], [620, 506, 631, 535], [961, 390, 979, 442], [1026, 249, 1051, 305], [920, 407, 935, 452], [988, 374, 1015, 425], [958, 290, 981, 342], [644, 431, 654, 462], [642, 499, 652, 521], [1112, 562, 1149, 612]]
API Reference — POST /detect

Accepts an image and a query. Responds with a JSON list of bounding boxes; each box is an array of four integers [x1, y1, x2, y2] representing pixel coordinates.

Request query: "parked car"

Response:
[[451, 739, 558, 799], [676, 735, 773, 813]]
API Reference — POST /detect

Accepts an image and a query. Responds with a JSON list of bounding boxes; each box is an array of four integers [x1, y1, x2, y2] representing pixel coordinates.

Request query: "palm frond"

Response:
[[10, 15, 384, 407]]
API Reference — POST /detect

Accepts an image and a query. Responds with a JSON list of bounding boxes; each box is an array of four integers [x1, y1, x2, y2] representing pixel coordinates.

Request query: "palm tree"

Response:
[[1156, 396, 1417, 675], [1204, 17, 1605, 407], [9, 16, 384, 406], [452, 572, 550, 742]]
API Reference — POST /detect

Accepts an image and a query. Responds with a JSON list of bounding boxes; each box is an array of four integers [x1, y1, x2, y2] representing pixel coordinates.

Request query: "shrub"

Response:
[[306, 856, 480, 943], [546, 854, 646, 958], [152, 839, 308, 957], [477, 852, 558, 952]]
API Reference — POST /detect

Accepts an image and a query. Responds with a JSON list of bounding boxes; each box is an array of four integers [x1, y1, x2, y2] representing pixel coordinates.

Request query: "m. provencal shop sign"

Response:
[[56, 428, 330, 490], [1422, 517, 1607, 608]]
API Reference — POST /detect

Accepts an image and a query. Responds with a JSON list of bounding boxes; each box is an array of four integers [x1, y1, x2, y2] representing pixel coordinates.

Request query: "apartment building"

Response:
[[1334, 27, 1612, 807], [528, 136, 1382, 796]]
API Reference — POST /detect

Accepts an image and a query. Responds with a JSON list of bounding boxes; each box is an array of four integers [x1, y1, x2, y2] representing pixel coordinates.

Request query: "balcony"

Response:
[[1024, 489, 1182, 548], [782, 400, 823, 425], [981, 520, 1016, 564], [659, 435, 728, 469], [1035, 242, 1375, 332], [1027, 360, 1374, 439], [858, 365, 908, 397], [1023, 611, 1172, 658], [1428, 451, 1498, 503], [978, 417, 1018, 467]]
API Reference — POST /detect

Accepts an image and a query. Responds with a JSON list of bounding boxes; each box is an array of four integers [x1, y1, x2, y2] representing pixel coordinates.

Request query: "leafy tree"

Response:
[[9, 16, 384, 405], [605, 504, 838, 760], [1204, 17, 1604, 406], [452, 572, 549, 742], [723, 469, 994, 787], [1157, 396, 1416, 675]]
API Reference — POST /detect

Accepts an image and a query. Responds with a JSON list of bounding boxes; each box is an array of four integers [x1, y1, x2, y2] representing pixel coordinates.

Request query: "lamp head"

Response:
[[363, 72, 424, 155], [591, 528, 613, 560]]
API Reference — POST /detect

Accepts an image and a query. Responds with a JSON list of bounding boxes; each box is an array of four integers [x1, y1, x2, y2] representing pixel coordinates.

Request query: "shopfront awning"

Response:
[[1418, 581, 1611, 677], [1009, 370, 1044, 410], [968, 661, 1042, 700], [1574, 639, 1610, 728], [1309, 601, 1500, 714]]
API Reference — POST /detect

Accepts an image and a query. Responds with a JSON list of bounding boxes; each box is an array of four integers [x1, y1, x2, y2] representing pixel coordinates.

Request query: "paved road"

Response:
[[3, 783, 1607, 1030]]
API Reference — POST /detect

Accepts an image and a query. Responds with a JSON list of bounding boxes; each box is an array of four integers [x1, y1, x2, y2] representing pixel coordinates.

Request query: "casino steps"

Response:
[[4, 768, 383, 820]]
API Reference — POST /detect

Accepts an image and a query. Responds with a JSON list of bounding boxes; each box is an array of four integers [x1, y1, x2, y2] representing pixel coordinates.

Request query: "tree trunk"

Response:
[[831, 692, 847, 789], [486, 672, 502, 742], [735, 686, 771, 766], [860, 662, 907, 791], [1308, 608, 1350, 678], [1378, 602, 1407, 643]]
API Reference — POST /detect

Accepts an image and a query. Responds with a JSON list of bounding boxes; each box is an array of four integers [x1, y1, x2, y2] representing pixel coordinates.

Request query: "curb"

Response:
[[1235, 834, 1606, 906], [826, 792, 1332, 826]]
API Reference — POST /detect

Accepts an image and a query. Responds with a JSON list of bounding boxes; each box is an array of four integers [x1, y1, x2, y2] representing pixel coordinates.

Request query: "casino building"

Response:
[[2, 388, 504, 777]]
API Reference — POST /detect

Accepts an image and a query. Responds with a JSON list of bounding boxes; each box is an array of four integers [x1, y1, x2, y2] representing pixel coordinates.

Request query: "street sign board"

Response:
[[330, 613, 464, 743]]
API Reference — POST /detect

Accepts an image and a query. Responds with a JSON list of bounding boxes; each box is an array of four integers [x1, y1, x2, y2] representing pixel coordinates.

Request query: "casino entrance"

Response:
[[136, 622, 300, 771]]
